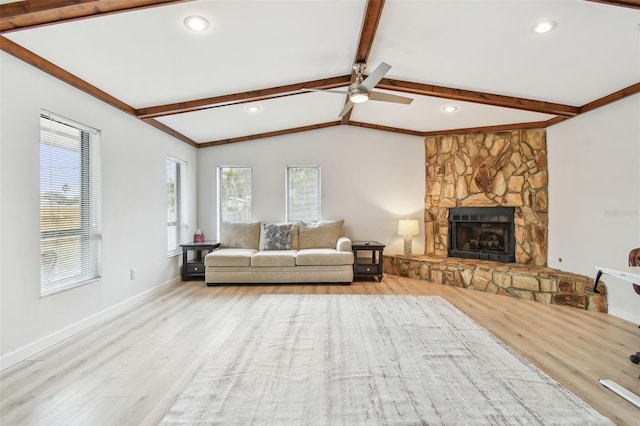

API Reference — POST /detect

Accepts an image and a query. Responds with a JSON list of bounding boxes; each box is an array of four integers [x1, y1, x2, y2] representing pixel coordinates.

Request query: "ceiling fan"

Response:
[[311, 62, 414, 117]]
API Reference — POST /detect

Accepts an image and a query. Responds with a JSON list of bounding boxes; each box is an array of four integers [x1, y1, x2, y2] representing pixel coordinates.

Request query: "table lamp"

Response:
[[398, 219, 419, 256]]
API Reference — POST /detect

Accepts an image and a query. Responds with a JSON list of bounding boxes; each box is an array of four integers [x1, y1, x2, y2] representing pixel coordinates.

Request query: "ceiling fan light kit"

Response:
[[322, 61, 415, 117], [349, 89, 369, 104]]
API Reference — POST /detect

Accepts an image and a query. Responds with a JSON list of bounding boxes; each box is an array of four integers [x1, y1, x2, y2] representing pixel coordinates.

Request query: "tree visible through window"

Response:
[[286, 166, 320, 222], [40, 111, 101, 296], [218, 167, 252, 223]]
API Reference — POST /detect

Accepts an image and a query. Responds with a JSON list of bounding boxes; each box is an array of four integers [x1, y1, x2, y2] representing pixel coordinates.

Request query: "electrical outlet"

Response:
[[130, 268, 137, 280]]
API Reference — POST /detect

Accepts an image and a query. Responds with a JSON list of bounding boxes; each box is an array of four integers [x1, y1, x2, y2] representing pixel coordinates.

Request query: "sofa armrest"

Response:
[[336, 237, 352, 252]]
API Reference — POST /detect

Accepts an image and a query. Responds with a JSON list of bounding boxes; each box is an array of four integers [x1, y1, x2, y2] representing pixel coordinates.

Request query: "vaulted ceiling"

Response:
[[1, 0, 639, 148]]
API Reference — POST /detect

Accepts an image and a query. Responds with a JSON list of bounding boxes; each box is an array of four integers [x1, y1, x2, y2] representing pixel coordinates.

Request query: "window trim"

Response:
[[40, 110, 102, 297]]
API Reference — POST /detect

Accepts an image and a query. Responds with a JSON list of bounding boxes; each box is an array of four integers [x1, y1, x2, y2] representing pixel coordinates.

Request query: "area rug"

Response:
[[161, 295, 612, 425]]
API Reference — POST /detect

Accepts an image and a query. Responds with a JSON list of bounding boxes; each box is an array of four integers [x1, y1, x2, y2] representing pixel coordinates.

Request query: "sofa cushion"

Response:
[[296, 248, 354, 266], [220, 222, 261, 249], [261, 223, 293, 250], [251, 250, 297, 267], [205, 248, 257, 267], [298, 220, 344, 249]]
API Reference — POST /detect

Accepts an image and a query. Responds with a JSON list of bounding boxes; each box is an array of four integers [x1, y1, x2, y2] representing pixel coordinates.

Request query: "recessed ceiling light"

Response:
[[442, 105, 458, 113], [246, 105, 261, 113], [184, 15, 210, 32], [533, 20, 556, 34]]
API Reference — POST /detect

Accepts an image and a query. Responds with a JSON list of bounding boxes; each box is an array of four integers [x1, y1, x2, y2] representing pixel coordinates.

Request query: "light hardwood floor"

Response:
[[1, 276, 639, 425]]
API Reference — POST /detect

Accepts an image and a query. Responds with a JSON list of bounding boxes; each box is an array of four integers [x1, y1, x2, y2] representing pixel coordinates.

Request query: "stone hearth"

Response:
[[425, 129, 548, 265], [383, 255, 607, 312]]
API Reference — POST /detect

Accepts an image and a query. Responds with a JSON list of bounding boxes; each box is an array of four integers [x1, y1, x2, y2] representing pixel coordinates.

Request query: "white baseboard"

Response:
[[608, 306, 640, 325], [0, 277, 181, 371]]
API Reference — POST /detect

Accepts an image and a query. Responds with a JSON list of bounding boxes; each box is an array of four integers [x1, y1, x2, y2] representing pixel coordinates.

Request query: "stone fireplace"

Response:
[[383, 128, 608, 313], [424, 129, 548, 266], [448, 206, 516, 263]]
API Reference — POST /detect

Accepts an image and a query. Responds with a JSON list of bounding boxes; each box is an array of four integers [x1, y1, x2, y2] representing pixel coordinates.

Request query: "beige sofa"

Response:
[[205, 220, 354, 285]]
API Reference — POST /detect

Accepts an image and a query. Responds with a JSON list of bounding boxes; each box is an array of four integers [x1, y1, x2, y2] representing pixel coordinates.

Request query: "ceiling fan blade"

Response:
[[368, 91, 414, 105], [339, 100, 354, 117], [361, 62, 391, 91], [302, 88, 348, 95]]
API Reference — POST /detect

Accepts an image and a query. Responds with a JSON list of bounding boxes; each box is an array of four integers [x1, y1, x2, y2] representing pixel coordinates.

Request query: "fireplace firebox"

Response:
[[448, 207, 516, 263]]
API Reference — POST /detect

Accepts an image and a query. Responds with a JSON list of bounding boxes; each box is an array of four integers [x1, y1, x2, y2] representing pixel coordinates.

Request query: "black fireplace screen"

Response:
[[448, 207, 516, 263]]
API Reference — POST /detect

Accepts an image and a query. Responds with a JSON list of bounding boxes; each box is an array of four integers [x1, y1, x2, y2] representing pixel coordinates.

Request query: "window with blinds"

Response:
[[286, 166, 320, 222], [40, 111, 102, 296], [167, 156, 187, 255]]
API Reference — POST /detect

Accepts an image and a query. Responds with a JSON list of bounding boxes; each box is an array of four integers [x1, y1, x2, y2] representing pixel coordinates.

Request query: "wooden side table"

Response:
[[180, 241, 220, 281], [352, 241, 385, 282]]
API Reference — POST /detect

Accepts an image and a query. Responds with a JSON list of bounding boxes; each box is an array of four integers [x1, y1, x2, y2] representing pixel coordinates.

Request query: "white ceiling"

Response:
[[2, 0, 639, 145]]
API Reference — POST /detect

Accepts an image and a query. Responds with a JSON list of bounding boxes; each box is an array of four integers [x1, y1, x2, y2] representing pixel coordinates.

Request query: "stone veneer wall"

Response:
[[425, 129, 548, 265]]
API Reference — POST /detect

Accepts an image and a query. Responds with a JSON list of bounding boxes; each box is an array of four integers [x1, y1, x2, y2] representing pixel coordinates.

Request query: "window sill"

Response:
[[168, 250, 181, 258]]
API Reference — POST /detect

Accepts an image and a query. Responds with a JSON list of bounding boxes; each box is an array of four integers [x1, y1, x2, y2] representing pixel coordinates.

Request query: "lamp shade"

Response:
[[398, 219, 419, 236]]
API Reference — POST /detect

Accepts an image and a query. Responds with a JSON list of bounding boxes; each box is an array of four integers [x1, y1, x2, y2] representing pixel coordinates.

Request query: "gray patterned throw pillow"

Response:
[[262, 223, 293, 250]]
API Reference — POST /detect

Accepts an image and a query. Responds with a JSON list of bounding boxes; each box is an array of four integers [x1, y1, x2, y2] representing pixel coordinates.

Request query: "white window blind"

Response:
[[286, 166, 320, 222], [40, 111, 102, 296], [167, 156, 187, 255], [218, 167, 252, 225]]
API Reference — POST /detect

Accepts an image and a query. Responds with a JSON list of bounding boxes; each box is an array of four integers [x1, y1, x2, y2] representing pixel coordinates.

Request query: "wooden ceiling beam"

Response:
[[198, 121, 341, 148], [585, 0, 640, 10], [544, 116, 569, 127], [420, 120, 551, 137], [341, 0, 386, 125], [0, 0, 192, 33], [143, 118, 199, 147], [136, 76, 352, 119], [377, 78, 580, 117], [580, 82, 640, 114], [354, 0, 385, 65], [347, 121, 424, 137]]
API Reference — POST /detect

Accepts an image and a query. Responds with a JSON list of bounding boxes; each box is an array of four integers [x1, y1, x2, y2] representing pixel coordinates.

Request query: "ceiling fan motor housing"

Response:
[[353, 62, 367, 75]]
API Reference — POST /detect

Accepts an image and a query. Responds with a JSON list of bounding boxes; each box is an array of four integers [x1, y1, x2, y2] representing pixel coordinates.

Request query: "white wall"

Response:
[[197, 126, 425, 255], [0, 52, 198, 369], [547, 93, 640, 323]]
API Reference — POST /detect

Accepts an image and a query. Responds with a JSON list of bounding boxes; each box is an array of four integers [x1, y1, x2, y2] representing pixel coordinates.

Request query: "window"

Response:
[[218, 167, 252, 225], [286, 166, 320, 222], [40, 111, 101, 296], [167, 157, 187, 255]]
